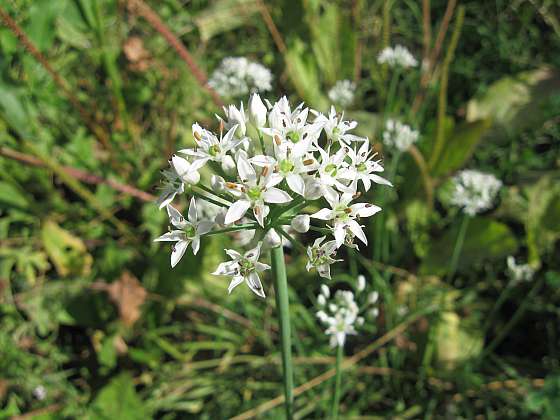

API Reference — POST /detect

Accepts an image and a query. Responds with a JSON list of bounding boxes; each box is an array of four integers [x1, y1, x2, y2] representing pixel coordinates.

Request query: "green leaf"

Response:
[[435, 311, 483, 368], [466, 66, 560, 140], [88, 374, 147, 420], [194, 0, 259, 42], [0, 181, 30, 210], [420, 217, 519, 276], [56, 16, 91, 49], [40, 220, 93, 277], [430, 118, 492, 177]]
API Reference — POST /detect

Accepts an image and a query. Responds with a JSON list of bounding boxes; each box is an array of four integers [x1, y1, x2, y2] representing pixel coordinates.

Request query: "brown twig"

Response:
[[0, 7, 111, 150], [422, 0, 431, 62], [127, 0, 223, 108], [0, 146, 155, 202], [255, 0, 287, 54], [411, 0, 457, 113]]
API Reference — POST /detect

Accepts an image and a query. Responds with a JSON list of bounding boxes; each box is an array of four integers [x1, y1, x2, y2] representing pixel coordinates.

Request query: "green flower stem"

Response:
[[330, 344, 344, 420], [277, 227, 307, 253], [203, 224, 258, 236], [270, 245, 294, 420], [190, 190, 229, 209], [446, 214, 470, 283], [196, 184, 232, 203]]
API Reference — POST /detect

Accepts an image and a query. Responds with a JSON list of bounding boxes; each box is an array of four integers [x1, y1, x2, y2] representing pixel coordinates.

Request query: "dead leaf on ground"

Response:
[[94, 272, 147, 326]]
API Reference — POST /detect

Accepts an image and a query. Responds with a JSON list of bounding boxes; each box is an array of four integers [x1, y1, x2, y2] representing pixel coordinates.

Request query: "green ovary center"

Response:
[[247, 186, 262, 201], [324, 163, 337, 176], [279, 159, 295, 173], [209, 145, 221, 156], [239, 258, 255, 275], [184, 225, 196, 238], [287, 130, 300, 143], [332, 127, 340, 137], [357, 163, 367, 172]]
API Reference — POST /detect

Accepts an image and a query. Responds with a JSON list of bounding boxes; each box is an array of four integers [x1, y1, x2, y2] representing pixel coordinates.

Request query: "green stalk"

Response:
[[330, 344, 344, 419], [270, 246, 294, 419], [446, 214, 469, 283]]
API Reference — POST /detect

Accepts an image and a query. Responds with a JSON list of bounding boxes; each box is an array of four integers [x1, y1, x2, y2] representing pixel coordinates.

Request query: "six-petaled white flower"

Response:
[[212, 243, 270, 298], [154, 199, 214, 267]]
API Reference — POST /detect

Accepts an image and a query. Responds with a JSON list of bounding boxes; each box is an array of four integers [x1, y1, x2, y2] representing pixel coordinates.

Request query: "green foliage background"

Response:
[[0, 0, 559, 418]]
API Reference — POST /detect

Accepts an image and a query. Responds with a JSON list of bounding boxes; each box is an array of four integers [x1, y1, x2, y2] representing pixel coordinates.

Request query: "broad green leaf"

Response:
[[466, 66, 560, 140], [285, 39, 328, 110], [525, 174, 560, 267], [88, 374, 147, 420], [194, 0, 259, 42], [430, 118, 492, 177], [0, 181, 30, 210], [420, 217, 518, 275], [41, 220, 93, 277], [56, 16, 91, 49], [435, 311, 483, 368]]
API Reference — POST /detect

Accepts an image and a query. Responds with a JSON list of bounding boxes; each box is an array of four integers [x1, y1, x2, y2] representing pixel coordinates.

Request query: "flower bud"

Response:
[[221, 155, 236, 175], [263, 228, 282, 248], [291, 214, 310, 233], [248, 93, 267, 128], [321, 284, 330, 298], [211, 175, 225, 192], [304, 177, 324, 200], [367, 291, 379, 305], [224, 104, 246, 137], [357, 275, 366, 292], [317, 294, 326, 306]]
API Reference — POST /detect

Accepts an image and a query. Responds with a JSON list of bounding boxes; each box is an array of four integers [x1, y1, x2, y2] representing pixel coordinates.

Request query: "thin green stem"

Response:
[[196, 184, 232, 203], [270, 246, 294, 419], [277, 226, 307, 253], [330, 344, 344, 419], [446, 214, 470, 282], [190, 190, 229, 209], [385, 69, 401, 114], [203, 224, 258, 236]]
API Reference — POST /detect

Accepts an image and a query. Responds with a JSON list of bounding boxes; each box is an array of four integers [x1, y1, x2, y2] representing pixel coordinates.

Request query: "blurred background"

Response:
[[1, 0, 559, 418]]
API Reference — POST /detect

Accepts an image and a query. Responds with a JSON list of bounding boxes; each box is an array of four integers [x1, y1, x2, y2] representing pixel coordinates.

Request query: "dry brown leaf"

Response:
[[106, 272, 147, 327]]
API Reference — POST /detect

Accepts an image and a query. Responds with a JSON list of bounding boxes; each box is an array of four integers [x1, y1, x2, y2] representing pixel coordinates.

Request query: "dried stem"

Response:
[[422, 0, 432, 62], [411, 0, 457, 113], [0, 146, 155, 202], [407, 144, 434, 209], [127, 0, 223, 108], [430, 6, 465, 169], [230, 308, 436, 420], [0, 7, 111, 150]]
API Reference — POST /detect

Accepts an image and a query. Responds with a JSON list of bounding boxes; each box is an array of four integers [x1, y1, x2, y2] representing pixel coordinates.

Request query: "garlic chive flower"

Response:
[[155, 95, 390, 297], [212, 243, 270, 298], [450, 170, 502, 216], [316, 283, 379, 348], [377, 45, 418, 68], [382, 119, 419, 152], [328, 80, 356, 108], [208, 57, 273, 98], [507, 256, 535, 284], [154, 200, 214, 267], [306, 237, 340, 279]]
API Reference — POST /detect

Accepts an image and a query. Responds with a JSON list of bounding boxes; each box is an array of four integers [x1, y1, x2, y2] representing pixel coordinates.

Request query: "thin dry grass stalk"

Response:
[[127, 0, 223, 108], [0, 7, 112, 150], [0, 146, 155, 202], [230, 309, 434, 420]]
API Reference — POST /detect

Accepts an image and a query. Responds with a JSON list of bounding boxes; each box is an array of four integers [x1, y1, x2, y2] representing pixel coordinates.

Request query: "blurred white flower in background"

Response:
[[316, 282, 379, 347], [507, 256, 535, 284], [328, 80, 356, 108], [377, 45, 418, 68], [450, 170, 502, 216], [382, 119, 419, 152], [208, 57, 273, 97], [33, 385, 46, 401]]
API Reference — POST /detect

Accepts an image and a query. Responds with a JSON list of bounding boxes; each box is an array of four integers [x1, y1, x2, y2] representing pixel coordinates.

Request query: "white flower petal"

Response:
[[347, 220, 367, 245], [263, 187, 292, 204], [228, 275, 245, 294], [286, 174, 305, 196], [246, 272, 266, 298], [154, 231, 184, 242], [188, 197, 197, 223], [225, 200, 251, 224], [171, 240, 189, 268], [311, 208, 332, 220]]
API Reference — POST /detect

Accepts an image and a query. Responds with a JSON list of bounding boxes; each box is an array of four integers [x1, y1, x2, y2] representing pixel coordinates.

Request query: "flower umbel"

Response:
[[450, 170, 502, 216]]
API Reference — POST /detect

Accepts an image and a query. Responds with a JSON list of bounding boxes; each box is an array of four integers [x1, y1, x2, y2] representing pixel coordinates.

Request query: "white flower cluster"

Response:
[[155, 95, 391, 298], [316, 282, 379, 347], [450, 170, 502, 216], [382, 119, 419, 152], [377, 45, 418, 68], [507, 256, 535, 284], [328, 80, 356, 108], [208, 57, 273, 98]]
